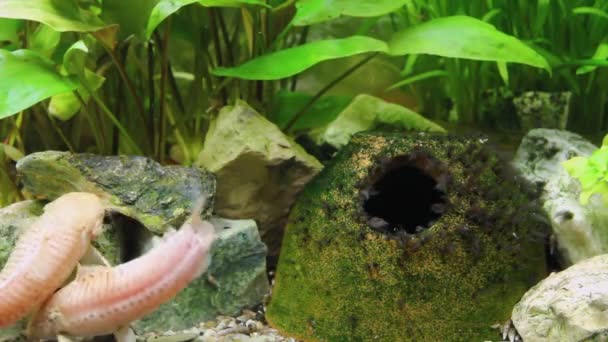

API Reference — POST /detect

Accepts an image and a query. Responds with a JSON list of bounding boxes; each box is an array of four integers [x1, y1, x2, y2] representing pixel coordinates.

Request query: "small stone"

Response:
[[227, 333, 250, 341], [147, 332, 198, 342]]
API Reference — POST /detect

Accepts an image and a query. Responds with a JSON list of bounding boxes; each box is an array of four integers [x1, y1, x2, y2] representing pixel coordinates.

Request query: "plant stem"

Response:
[[148, 41, 156, 155], [284, 52, 379, 132], [98, 37, 150, 151], [86, 87, 142, 155], [158, 17, 173, 163], [74, 91, 105, 153]]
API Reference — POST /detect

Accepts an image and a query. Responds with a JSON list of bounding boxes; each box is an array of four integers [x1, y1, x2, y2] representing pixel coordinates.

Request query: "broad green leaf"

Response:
[[311, 94, 445, 148], [101, 0, 159, 39], [199, 0, 270, 7], [0, 0, 105, 32], [293, 0, 410, 26], [577, 38, 608, 75], [572, 7, 608, 20], [212, 36, 388, 80], [388, 16, 551, 72], [145, 0, 269, 39], [386, 70, 448, 90], [49, 68, 105, 121], [271, 91, 352, 130], [146, 0, 200, 39], [602, 134, 608, 147], [0, 18, 21, 50], [29, 24, 61, 57], [0, 49, 78, 119], [63, 40, 89, 76]]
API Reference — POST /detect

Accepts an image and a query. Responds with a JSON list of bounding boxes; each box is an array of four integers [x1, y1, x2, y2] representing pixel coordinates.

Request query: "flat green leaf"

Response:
[[146, 0, 199, 39], [29, 24, 61, 57], [271, 91, 352, 130], [63, 40, 88, 76], [497, 61, 509, 85], [0, 18, 21, 50], [311, 94, 445, 148], [145, 0, 269, 39], [199, 0, 270, 7], [388, 16, 551, 72], [212, 36, 388, 80], [0, 0, 106, 32], [1, 143, 24, 161], [386, 70, 448, 90], [602, 134, 608, 147], [293, 0, 410, 26], [0, 49, 78, 119], [101, 0, 159, 39], [572, 7, 608, 20], [577, 38, 608, 75], [49, 68, 105, 121]]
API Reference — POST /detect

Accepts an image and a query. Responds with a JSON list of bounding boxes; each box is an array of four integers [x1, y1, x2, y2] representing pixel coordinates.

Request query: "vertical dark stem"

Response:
[[158, 17, 173, 163], [148, 40, 156, 153], [99, 39, 150, 152], [284, 53, 379, 132], [290, 26, 309, 91], [209, 8, 228, 104]]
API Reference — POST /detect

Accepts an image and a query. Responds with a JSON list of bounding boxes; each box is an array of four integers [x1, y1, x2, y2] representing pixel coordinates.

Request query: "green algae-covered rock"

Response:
[[134, 218, 270, 334], [267, 132, 549, 341], [197, 100, 322, 257], [16, 152, 215, 233]]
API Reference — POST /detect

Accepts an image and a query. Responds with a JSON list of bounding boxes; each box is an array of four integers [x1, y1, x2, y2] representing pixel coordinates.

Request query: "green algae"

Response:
[[266, 132, 549, 341], [16, 151, 215, 233]]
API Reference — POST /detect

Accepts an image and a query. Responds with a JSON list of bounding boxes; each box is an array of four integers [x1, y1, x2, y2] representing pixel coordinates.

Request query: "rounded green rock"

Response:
[[267, 132, 549, 341]]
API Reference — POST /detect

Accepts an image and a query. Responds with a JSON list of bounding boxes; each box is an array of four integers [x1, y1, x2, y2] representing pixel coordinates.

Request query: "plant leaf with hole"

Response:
[[212, 36, 388, 80], [0, 49, 79, 119], [0, 0, 105, 32], [293, 0, 410, 26], [388, 16, 551, 72]]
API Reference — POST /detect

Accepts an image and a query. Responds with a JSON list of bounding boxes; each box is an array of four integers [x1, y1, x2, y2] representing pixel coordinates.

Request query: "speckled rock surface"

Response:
[[134, 218, 270, 334], [196, 100, 322, 257], [16, 152, 215, 234], [267, 132, 549, 341], [513, 91, 571, 130], [512, 254, 608, 341], [512, 129, 608, 265]]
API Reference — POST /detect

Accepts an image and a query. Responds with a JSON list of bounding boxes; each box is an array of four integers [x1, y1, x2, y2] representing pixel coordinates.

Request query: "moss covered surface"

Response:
[[266, 132, 549, 341], [16, 151, 215, 233]]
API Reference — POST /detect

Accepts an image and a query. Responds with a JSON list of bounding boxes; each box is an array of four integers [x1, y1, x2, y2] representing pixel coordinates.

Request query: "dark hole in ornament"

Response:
[[362, 153, 448, 235]]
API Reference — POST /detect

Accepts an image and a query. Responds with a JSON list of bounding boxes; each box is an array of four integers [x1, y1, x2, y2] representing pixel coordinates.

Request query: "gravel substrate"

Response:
[[139, 309, 297, 342]]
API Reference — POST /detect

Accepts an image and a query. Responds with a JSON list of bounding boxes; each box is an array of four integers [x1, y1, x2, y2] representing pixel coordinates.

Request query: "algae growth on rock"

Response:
[[266, 132, 550, 341]]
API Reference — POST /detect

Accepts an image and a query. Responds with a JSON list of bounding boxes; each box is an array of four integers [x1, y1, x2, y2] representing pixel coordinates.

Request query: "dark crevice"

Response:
[[361, 153, 449, 235]]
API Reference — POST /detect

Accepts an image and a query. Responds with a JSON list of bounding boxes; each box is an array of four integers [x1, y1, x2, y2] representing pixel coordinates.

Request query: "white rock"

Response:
[[512, 128, 608, 265], [512, 254, 608, 341]]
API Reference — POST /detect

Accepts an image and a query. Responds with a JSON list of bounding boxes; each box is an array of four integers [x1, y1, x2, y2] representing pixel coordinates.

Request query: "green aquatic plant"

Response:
[[563, 134, 608, 205]]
